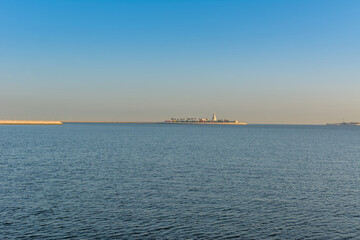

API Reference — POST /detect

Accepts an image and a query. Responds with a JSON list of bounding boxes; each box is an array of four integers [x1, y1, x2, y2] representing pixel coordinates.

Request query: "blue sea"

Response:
[[1, 123, 360, 239]]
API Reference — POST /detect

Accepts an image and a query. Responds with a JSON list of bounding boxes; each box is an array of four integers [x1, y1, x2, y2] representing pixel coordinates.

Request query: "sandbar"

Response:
[[0, 120, 63, 125]]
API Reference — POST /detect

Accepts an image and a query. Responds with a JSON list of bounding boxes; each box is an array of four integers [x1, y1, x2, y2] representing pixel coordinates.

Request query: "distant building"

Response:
[[164, 112, 246, 125], [212, 112, 217, 121]]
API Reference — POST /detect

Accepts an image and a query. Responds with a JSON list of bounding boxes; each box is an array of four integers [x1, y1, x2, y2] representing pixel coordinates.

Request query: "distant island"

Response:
[[164, 112, 247, 125], [0, 115, 248, 125], [0, 120, 63, 125], [326, 122, 360, 126]]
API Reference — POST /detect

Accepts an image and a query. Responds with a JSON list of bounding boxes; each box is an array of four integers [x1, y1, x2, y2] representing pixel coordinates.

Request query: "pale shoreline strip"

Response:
[[0, 120, 63, 125]]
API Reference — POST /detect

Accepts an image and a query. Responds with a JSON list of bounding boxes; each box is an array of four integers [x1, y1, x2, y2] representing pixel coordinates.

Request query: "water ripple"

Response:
[[1, 124, 360, 239]]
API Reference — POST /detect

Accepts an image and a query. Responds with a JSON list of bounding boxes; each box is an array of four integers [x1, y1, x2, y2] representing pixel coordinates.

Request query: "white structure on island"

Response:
[[212, 112, 217, 121], [164, 112, 247, 125]]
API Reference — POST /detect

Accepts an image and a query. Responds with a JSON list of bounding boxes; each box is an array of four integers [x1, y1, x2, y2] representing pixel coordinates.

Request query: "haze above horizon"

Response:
[[1, 0, 359, 124]]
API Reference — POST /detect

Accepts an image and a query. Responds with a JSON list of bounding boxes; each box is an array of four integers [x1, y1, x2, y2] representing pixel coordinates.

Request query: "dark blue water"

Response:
[[1, 123, 360, 239]]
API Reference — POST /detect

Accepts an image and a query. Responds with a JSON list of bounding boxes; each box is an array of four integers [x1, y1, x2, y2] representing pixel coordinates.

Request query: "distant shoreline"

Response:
[[326, 122, 360, 126], [162, 122, 247, 125], [61, 121, 159, 123], [2, 120, 351, 125], [62, 121, 247, 125], [0, 120, 63, 125]]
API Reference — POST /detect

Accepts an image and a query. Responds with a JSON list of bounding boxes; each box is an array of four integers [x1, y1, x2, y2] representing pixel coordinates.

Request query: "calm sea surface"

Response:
[[1, 123, 360, 239]]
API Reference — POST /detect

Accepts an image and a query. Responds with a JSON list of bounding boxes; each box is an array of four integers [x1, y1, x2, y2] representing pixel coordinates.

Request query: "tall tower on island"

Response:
[[212, 112, 217, 121]]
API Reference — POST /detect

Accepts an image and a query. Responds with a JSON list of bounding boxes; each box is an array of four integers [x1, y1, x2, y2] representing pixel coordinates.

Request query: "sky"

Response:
[[1, 0, 360, 124]]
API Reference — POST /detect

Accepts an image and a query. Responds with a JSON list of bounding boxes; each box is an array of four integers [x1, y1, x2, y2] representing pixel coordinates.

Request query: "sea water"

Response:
[[1, 123, 360, 239]]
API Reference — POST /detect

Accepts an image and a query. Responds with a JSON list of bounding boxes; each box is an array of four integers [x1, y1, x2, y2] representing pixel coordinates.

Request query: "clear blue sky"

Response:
[[1, 0, 359, 123]]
